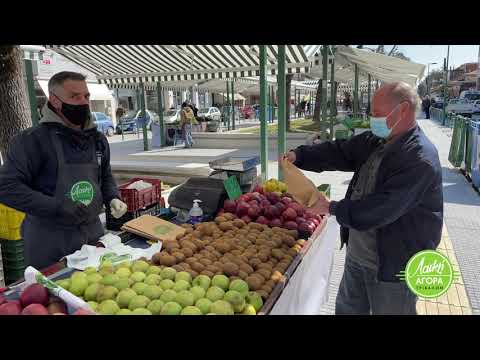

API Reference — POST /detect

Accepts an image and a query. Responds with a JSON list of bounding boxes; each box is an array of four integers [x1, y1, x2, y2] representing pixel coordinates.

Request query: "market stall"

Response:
[[0, 161, 336, 315]]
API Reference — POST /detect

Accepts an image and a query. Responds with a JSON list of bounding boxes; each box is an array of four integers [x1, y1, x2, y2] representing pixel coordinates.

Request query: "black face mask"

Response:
[[55, 95, 91, 127]]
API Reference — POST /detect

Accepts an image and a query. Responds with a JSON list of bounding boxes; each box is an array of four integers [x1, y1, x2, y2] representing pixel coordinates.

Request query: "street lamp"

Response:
[[426, 62, 437, 96]]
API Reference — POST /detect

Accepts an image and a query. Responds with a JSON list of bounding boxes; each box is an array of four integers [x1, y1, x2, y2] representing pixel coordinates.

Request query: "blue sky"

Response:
[[363, 45, 479, 71]]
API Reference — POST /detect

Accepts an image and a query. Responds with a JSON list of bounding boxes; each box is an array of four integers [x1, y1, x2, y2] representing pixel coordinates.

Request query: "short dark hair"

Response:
[[48, 71, 87, 93], [181, 102, 188, 108]]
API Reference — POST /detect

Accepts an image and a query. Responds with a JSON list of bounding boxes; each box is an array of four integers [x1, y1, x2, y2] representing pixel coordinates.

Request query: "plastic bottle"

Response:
[[189, 199, 203, 225]]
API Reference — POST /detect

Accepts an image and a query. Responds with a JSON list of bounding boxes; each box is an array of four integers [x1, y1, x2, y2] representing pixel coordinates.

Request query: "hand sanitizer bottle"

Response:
[[189, 199, 203, 225]]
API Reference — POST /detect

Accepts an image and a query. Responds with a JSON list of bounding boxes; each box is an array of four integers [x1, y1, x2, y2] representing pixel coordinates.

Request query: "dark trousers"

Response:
[[425, 107, 430, 119], [335, 256, 417, 315]]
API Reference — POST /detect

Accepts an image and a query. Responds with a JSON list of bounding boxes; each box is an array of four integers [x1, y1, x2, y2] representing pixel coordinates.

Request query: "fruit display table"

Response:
[[268, 216, 339, 315]]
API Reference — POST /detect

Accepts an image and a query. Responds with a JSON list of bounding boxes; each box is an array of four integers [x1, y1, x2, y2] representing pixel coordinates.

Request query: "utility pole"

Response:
[[477, 45, 480, 91]]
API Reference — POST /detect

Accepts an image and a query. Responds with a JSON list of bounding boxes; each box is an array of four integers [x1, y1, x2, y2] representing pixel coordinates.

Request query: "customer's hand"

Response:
[[307, 193, 331, 216], [58, 198, 90, 225], [283, 151, 296, 163]]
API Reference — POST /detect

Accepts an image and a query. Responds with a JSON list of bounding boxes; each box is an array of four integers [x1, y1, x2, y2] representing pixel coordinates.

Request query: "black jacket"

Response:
[[293, 126, 443, 281], [0, 106, 119, 219]]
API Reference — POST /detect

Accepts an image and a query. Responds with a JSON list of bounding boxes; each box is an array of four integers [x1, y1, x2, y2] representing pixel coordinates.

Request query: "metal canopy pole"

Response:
[[277, 45, 286, 181], [157, 82, 165, 147], [321, 45, 328, 140], [354, 64, 359, 117], [259, 45, 269, 181], [136, 88, 140, 139], [226, 81, 230, 130], [367, 74, 372, 116], [329, 53, 335, 140], [140, 82, 148, 151], [117, 88, 124, 141], [231, 80, 235, 130], [24, 59, 38, 126], [442, 46, 450, 126]]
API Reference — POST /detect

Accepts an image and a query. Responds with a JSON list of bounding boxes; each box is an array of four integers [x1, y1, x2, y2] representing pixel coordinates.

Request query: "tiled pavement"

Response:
[[315, 116, 479, 315]]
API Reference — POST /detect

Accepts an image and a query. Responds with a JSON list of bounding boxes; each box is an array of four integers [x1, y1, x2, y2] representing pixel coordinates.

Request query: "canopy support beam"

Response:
[[259, 45, 269, 181], [277, 45, 286, 181], [157, 82, 165, 147]]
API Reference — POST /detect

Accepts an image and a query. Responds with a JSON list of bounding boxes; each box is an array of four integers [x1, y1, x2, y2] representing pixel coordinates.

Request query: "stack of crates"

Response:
[[0, 204, 26, 285]]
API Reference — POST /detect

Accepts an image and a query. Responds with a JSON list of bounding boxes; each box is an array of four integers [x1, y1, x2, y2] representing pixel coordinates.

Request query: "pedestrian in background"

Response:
[[180, 102, 197, 148], [422, 96, 431, 119]]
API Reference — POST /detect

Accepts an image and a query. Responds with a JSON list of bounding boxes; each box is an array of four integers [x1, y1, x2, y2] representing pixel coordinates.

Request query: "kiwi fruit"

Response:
[[230, 250, 242, 257], [181, 223, 193, 229], [184, 228, 194, 235], [185, 257, 197, 266], [199, 258, 212, 266], [246, 275, 263, 291], [192, 239, 205, 250], [252, 272, 266, 283], [151, 253, 162, 265], [223, 262, 239, 276], [205, 245, 216, 252], [188, 270, 199, 278], [172, 264, 184, 272], [256, 268, 271, 280], [239, 263, 254, 275], [223, 213, 235, 221], [233, 219, 246, 228], [200, 270, 215, 277], [256, 290, 269, 300], [215, 242, 231, 254], [159, 254, 176, 266], [257, 252, 270, 263], [206, 265, 218, 273], [271, 248, 284, 261], [179, 262, 191, 269], [191, 262, 205, 273], [172, 252, 186, 263], [265, 279, 276, 289], [238, 270, 248, 280], [261, 284, 273, 294], [181, 247, 194, 258]]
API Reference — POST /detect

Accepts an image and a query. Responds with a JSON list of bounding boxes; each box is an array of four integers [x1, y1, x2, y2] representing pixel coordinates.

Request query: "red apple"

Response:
[[253, 185, 264, 194], [223, 199, 237, 213], [281, 197, 293, 205], [248, 200, 259, 207], [0, 302, 22, 315], [20, 284, 49, 308], [21, 304, 49, 315], [240, 215, 252, 224], [289, 202, 305, 217], [282, 208, 297, 222], [73, 308, 95, 315], [236, 201, 251, 217], [247, 206, 260, 219], [264, 205, 279, 220], [260, 200, 271, 208], [284, 221, 298, 230], [256, 216, 270, 226], [296, 217, 307, 225], [270, 218, 283, 228]]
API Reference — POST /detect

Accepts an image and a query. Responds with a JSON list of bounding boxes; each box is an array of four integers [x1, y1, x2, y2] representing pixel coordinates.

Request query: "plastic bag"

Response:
[[279, 157, 323, 207], [126, 180, 153, 191]]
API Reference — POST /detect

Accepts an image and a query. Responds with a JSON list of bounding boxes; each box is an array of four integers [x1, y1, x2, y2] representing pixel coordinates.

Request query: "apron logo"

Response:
[[70, 181, 95, 206], [397, 250, 460, 298]]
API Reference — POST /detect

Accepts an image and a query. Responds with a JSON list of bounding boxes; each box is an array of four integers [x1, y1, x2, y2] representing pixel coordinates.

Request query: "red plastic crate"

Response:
[[119, 178, 162, 212]]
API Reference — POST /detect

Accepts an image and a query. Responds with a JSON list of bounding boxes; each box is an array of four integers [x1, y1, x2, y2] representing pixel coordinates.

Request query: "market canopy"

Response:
[[44, 45, 311, 86], [37, 80, 113, 101], [308, 45, 426, 87]]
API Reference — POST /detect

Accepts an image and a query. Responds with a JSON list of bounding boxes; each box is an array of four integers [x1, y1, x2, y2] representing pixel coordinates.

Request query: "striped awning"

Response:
[[44, 45, 311, 85]]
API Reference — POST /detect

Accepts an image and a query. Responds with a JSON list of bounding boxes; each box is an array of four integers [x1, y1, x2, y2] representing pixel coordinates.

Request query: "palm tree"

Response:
[[0, 45, 31, 160]]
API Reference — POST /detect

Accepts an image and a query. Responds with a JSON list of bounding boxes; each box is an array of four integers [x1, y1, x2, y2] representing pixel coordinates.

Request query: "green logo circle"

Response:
[[404, 250, 454, 298], [70, 181, 94, 206]]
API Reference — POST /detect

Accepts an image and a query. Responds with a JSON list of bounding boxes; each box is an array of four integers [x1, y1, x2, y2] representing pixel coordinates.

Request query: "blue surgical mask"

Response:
[[370, 104, 402, 138]]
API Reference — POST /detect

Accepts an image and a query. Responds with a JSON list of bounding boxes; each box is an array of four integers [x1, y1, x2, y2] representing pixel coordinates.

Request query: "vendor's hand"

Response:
[[59, 198, 90, 225], [110, 198, 128, 219], [307, 193, 331, 216]]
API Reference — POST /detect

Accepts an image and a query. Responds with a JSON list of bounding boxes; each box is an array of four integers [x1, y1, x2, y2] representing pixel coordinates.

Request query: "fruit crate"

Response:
[[0, 239, 25, 256], [0, 203, 25, 240], [118, 178, 162, 213], [258, 215, 328, 315], [106, 201, 163, 232]]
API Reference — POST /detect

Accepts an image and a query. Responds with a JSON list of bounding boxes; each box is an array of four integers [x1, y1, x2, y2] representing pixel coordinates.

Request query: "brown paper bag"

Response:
[[121, 215, 185, 242], [280, 157, 324, 207]]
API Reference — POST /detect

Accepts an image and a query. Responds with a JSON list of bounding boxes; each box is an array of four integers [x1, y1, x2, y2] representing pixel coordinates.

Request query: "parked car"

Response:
[[162, 109, 181, 124], [446, 98, 475, 115], [472, 100, 480, 114], [459, 90, 480, 102], [92, 112, 115, 137], [197, 107, 221, 121], [116, 110, 158, 134]]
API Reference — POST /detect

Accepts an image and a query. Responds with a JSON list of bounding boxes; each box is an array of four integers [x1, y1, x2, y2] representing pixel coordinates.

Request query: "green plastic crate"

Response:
[[0, 239, 25, 256], [335, 129, 352, 140]]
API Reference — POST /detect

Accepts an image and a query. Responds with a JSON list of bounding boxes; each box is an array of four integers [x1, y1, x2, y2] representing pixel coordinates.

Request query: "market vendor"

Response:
[[0, 71, 128, 270], [285, 82, 443, 315]]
